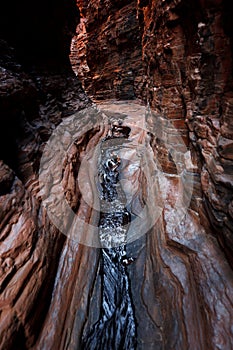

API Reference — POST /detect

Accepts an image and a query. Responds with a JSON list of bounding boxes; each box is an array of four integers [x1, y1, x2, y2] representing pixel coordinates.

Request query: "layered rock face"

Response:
[[72, 0, 233, 348], [70, 0, 144, 99], [138, 0, 233, 267], [0, 1, 92, 349], [72, 0, 233, 264], [0, 0, 233, 349]]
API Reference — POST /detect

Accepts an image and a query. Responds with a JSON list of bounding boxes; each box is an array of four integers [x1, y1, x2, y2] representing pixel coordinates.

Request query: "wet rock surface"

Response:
[[81, 129, 136, 349], [0, 0, 233, 349], [72, 0, 233, 268]]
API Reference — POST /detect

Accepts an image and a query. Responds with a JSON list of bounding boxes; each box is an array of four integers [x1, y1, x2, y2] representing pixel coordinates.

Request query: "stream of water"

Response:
[[81, 123, 137, 350]]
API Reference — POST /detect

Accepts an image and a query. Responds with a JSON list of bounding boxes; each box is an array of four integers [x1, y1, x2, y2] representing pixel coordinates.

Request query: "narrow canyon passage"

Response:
[[37, 101, 233, 349], [0, 0, 233, 349]]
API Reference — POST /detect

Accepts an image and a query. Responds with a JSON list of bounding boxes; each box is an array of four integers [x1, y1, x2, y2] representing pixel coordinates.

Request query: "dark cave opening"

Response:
[[0, 0, 80, 71]]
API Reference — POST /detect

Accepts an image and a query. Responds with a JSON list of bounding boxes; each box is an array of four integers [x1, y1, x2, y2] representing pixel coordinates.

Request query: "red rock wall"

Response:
[[0, 42, 92, 348], [70, 0, 144, 99], [69, 2, 233, 348], [138, 0, 233, 265], [72, 0, 233, 264], [0, 1, 93, 348], [0, 0, 233, 349]]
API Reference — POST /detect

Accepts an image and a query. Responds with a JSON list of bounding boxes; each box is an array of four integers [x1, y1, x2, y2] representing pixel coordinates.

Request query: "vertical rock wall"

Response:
[[70, 0, 144, 99], [138, 0, 233, 265], [0, 0, 233, 349], [69, 1, 233, 348], [72, 0, 233, 265], [0, 1, 93, 349]]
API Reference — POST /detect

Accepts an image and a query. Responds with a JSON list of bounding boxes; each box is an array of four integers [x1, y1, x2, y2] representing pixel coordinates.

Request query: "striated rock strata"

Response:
[[0, 0, 233, 349], [72, 0, 233, 266], [70, 0, 144, 100], [138, 0, 233, 268]]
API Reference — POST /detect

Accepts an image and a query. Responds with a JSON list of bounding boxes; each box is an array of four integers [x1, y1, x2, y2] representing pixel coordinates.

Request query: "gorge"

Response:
[[0, 0, 233, 349]]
